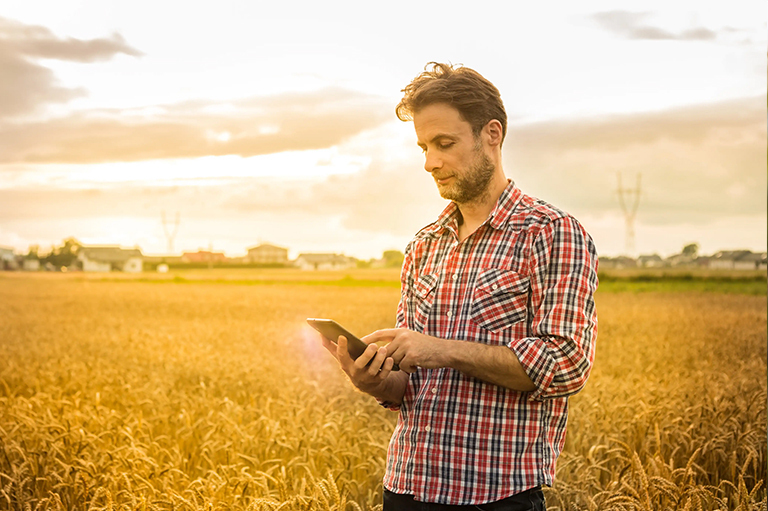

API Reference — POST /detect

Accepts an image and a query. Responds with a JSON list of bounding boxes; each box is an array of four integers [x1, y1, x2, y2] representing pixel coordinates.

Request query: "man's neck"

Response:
[[456, 174, 509, 242]]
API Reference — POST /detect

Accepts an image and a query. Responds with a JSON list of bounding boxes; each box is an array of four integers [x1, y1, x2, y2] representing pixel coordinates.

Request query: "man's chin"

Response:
[[436, 184, 457, 201]]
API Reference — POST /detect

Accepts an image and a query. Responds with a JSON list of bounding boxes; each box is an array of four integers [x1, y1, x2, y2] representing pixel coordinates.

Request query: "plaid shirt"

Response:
[[382, 181, 598, 505]]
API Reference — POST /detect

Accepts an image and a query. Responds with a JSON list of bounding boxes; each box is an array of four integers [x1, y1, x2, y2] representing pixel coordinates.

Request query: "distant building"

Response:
[[598, 256, 638, 270], [78, 246, 143, 273], [665, 253, 696, 267], [709, 250, 767, 270], [181, 250, 227, 263], [295, 253, 356, 271], [143, 255, 183, 266], [637, 254, 664, 268], [22, 258, 40, 271], [247, 243, 289, 264], [0, 246, 18, 270], [694, 255, 712, 268]]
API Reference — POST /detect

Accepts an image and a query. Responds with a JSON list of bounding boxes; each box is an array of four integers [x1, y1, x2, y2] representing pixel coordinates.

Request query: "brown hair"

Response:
[[396, 62, 507, 144]]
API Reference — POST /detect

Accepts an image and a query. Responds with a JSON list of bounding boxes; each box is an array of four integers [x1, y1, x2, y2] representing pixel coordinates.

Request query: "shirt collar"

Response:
[[488, 180, 524, 230], [430, 180, 523, 237]]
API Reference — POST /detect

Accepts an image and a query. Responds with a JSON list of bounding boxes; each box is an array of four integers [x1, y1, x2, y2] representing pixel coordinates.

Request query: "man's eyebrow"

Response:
[[417, 133, 456, 147]]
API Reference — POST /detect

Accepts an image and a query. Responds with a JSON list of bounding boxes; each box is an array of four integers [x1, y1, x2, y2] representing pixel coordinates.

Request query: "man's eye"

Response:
[[439, 142, 454, 150]]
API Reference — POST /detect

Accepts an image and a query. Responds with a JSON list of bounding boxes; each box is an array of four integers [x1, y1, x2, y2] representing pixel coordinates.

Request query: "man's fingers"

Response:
[[362, 328, 399, 344], [355, 343, 379, 372], [337, 335, 354, 365], [399, 357, 417, 374], [366, 345, 390, 376], [379, 356, 395, 379], [338, 335, 378, 372], [319, 335, 338, 356]]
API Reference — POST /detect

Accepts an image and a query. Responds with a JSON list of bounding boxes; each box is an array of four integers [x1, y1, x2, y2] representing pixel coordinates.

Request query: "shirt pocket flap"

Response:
[[474, 268, 530, 298], [471, 269, 530, 332]]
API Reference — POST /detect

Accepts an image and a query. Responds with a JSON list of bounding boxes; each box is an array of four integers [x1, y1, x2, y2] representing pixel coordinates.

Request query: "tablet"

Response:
[[307, 318, 399, 371]]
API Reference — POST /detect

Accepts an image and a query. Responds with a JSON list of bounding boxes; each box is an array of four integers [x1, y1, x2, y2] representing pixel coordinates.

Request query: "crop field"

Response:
[[0, 271, 765, 510]]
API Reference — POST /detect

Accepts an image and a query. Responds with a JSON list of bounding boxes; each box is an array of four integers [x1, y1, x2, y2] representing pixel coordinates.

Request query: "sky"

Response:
[[1, 1, 765, 259]]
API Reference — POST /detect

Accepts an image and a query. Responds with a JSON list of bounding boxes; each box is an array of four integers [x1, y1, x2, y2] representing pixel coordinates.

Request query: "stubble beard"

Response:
[[437, 146, 496, 206]]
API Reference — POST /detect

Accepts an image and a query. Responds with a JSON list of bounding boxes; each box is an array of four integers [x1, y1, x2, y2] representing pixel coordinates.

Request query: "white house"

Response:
[[23, 258, 40, 271], [0, 246, 16, 270], [295, 253, 356, 271], [709, 250, 766, 271], [78, 246, 143, 273]]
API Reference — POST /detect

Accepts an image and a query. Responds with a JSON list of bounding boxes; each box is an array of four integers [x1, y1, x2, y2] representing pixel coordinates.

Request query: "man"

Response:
[[320, 62, 598, 510]]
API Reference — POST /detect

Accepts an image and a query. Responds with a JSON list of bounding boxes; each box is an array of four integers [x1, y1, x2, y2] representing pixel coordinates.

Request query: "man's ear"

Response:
[[484, 119, 504, 147]]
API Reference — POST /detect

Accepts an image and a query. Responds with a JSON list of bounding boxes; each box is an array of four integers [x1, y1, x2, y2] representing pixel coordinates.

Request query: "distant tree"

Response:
[[382, 250, 404, 268], [26, 245, 39, 259], [682, 243, 699, 258], [42, 237, 82, 268]]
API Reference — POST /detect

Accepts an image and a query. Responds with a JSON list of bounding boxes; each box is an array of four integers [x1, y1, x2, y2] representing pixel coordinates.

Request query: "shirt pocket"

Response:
[[470, 268, 530, 332], [408, 273, 438, 332]]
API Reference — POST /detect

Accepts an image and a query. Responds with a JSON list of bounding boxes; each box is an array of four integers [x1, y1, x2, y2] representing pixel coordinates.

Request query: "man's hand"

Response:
[[363, 328, 538, 392], [319, 334, 396, 393], [363, 329, 450, 373]]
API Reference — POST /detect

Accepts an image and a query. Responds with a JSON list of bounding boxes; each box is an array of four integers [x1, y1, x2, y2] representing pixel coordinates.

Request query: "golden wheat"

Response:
[[0, 274, 764, 510]]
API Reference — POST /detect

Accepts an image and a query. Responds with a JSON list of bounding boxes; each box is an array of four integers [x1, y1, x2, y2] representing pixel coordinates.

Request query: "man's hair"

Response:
[[396, 62, 507, 144]]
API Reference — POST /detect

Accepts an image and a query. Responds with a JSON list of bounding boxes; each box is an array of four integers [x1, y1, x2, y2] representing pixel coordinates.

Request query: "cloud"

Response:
[[0, 18, 390, 163], [0, 96, 763, 256], [0, 17, 143, 62], [223, 159, 444, 237], [591, 11, 717, 41], [506, 95, 766, 226], [0, 17, 142, 119], [0, 87, 392, 163], [284, 96, 766, 233]]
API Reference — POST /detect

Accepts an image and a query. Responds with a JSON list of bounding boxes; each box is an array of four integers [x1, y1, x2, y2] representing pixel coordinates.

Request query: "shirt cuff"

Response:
[[507, 336, 557, 401]]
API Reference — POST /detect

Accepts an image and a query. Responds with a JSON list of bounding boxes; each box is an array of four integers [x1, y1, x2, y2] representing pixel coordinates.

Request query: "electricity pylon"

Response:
[[162, 211, 180, 254], [617, 173, 641, 256]]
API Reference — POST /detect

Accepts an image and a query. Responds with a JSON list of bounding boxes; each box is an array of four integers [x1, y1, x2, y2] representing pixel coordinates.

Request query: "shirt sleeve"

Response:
[[395, 240, 416, 330], [507, 216, 599, 401], [379, 241, 417, 412]]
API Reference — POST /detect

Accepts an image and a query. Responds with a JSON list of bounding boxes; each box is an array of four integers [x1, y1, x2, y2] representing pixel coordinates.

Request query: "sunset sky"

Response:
[[1, 1, 765, 259]]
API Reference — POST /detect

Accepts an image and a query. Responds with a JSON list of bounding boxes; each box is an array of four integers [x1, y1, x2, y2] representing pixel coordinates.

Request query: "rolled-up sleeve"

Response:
[[508, 216, 599, 401]]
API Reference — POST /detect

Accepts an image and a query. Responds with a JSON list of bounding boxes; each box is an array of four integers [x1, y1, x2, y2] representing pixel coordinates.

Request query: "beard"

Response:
[[436, 147, 496, 205]]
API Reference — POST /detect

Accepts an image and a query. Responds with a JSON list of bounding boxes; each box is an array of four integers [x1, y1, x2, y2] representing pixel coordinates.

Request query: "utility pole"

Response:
[[617, 173, 641, 256]]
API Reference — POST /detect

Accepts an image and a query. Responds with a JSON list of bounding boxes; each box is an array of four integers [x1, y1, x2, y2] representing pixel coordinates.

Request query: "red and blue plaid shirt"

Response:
[[382, 181, 598, 505]]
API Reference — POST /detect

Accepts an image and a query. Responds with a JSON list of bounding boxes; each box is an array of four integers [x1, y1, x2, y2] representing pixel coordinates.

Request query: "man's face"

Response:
[[413, 103, 495, 205]]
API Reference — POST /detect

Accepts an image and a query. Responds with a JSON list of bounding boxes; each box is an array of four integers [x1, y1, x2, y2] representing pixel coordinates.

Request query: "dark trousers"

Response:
[[383, 486, 546, 511]]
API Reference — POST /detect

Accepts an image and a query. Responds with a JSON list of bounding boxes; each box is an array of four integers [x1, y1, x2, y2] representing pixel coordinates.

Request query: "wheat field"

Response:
[[0, 273, 765, 510]]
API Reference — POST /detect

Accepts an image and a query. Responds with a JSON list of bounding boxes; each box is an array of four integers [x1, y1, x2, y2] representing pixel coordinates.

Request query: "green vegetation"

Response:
[[597, 269, 767, 295], [5, 267, 764, 294]]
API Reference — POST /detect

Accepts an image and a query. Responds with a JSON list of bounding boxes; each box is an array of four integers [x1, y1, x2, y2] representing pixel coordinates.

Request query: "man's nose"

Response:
[[424, 150, 442, 173]]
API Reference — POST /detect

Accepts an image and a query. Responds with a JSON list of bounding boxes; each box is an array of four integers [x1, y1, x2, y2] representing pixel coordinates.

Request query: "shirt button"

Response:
[[425, 425, 431, 432], [491, 284, 499, 290], [431, 387, 438, 394], [452, 273, 458, 281], [446, 311, 452, 317]]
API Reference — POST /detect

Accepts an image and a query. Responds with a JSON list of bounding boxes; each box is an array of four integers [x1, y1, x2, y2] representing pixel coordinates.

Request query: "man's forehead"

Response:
[[413, 104, 472, 140]]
